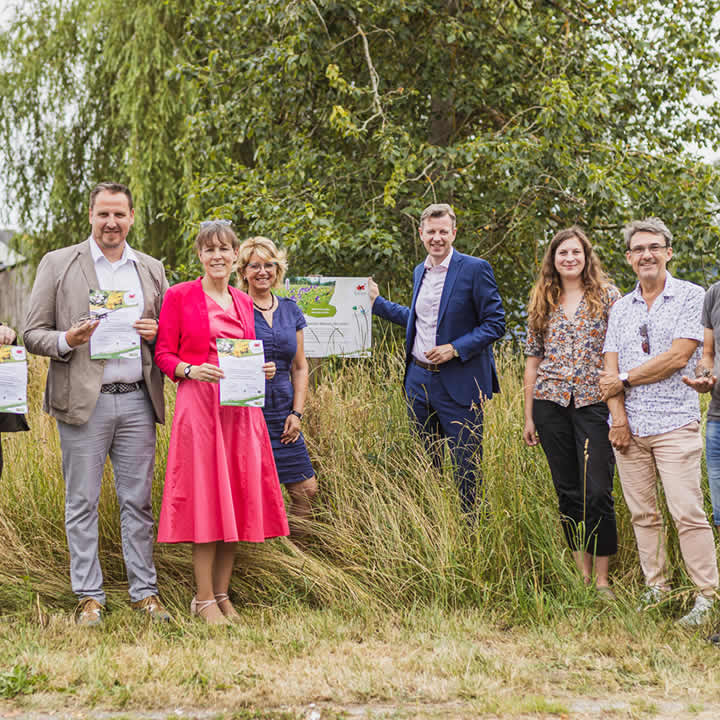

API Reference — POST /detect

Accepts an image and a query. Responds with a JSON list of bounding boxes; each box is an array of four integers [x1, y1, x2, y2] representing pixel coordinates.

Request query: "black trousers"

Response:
[[533, 399, 618, 556]]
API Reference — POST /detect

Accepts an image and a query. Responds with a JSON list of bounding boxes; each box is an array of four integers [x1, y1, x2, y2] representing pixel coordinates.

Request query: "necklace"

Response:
[[253, 293, 275, 312]]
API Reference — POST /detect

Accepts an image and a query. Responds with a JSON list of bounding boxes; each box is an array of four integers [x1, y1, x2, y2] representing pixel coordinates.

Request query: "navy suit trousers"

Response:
[[405, 361, 484, 513]]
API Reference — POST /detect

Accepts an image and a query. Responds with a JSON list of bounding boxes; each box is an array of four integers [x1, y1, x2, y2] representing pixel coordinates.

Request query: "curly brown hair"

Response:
[[527, 226, 612, 335]]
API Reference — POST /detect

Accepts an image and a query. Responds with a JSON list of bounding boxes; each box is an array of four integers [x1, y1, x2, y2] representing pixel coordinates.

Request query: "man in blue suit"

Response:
[[369, 203, 505, 513]]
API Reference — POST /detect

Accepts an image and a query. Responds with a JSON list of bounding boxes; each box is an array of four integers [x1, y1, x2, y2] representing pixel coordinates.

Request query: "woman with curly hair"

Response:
[[523, 226, 620, 596]]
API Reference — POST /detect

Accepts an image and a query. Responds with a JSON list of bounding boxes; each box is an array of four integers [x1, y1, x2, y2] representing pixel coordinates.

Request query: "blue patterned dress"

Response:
[[254, 298, 315, 484]]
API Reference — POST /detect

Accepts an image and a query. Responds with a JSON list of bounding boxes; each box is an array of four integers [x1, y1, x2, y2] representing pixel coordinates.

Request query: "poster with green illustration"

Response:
[[277, 277, 371, 357]]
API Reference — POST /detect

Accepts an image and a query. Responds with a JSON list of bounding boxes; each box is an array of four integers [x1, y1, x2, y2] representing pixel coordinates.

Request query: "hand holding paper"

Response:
[[134, 318, 159, 342], [0, 326, 16, 345], [88, 289, 142, 359], [217, 338, 266, 407]]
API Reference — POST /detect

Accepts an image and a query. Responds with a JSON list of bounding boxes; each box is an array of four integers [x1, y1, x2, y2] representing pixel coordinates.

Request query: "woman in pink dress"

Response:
[[155, 221, 289, 624]]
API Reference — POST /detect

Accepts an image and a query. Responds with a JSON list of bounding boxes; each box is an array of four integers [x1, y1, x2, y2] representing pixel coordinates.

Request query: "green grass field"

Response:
[[1, 343, 719, 718]]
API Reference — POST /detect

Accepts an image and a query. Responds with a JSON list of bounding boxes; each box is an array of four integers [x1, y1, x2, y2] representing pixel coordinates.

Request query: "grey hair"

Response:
[[419, 203, 456, 229], [623, 217, 673, 250]]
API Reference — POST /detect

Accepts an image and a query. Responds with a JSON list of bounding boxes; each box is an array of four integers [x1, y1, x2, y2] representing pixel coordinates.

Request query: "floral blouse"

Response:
[[525, 286, 621, 408]]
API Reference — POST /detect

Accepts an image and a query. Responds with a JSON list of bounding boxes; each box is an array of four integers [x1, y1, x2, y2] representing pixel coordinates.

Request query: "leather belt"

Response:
[[412, 358, 440, 373], [100, 381, 144, 394]]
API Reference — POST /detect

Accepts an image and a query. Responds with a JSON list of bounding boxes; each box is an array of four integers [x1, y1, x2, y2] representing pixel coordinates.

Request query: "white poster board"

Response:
[[277, 276, 372, 358]]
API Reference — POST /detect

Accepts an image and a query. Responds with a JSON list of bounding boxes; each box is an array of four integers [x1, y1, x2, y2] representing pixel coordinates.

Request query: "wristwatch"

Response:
[[619, 372, 631, 388], [452, 345, 459, 358], [184, 364, 193, 378], [290, 410, 303, 420]]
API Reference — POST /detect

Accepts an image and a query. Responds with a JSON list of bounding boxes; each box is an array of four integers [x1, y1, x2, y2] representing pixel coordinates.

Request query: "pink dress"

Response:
[[157, 295, 289, 543]]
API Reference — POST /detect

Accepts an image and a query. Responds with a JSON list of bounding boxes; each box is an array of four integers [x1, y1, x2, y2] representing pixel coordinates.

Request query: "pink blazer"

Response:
[[155, 278, 255, 382]]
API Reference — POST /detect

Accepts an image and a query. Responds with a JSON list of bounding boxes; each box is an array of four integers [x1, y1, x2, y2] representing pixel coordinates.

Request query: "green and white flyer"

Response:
[[217, 338, 266, 407], [88, 289, 142, 360], [0, 345, 27, 413], [277, 277, 371, 358]]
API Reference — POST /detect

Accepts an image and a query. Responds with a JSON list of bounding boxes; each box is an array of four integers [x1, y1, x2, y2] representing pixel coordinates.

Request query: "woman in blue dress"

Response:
[[238, 236, 317, 536]]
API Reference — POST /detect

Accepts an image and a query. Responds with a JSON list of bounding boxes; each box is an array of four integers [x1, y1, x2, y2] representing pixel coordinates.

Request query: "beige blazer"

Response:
[[24, 239, 169, 425]]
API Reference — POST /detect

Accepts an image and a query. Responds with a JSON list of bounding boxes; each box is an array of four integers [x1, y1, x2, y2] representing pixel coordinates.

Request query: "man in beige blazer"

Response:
[[25, 182, 170, 626]]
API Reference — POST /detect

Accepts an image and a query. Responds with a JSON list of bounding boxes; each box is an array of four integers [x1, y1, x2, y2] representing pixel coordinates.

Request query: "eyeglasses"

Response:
[[639, 324, 650, 354], [628, 243, 667, 257], [199, 219, 232, 228], [246, 262, 277, 272], [72, 310, 110, 326]]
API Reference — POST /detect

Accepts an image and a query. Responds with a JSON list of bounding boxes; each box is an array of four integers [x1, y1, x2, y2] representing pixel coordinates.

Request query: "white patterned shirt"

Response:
[[411, 248, 453, 363], [603, 272, 704, 437]]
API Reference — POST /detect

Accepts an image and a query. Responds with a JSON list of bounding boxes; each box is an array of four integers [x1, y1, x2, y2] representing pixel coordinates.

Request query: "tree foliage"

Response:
[[2, 0, 720, 330]]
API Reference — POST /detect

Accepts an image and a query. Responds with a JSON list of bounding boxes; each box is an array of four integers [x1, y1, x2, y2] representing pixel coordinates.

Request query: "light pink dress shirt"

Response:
[[411, 248, 453, 363]]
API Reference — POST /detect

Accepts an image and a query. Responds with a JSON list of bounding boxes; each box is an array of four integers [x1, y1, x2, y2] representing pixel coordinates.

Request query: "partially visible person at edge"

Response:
[[0, 322, 29, 478], [600, 217, 719, 627], [523, 227, 620, 597], [154, 221, 289, 625], [368, 203, 505, 516], [685, 276, 720, 535], [24, 182, 170, 626], [237, 236, 317, 538], [684, 271, 720, 643]]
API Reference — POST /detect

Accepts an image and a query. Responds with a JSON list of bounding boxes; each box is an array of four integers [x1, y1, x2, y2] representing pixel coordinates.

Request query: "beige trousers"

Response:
[[614, 421, 718, 595]]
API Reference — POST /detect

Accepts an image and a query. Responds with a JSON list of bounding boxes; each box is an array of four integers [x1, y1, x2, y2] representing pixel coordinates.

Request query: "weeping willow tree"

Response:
[[0, 0, 194, 265], [2, 0, 720, 328]]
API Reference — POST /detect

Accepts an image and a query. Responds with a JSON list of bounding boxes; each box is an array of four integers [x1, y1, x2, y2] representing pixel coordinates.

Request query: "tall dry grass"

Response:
[[1, 343, 713, 622]]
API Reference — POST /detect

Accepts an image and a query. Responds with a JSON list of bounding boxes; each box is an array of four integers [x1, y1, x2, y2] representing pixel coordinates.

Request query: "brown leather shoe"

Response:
[[75, 597, 104, 627], [132, 595, 172, 622]]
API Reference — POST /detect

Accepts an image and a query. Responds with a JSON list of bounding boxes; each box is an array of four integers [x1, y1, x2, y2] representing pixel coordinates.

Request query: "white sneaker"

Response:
[[677, 595, 715, 628], [636, 586, 667, 611]]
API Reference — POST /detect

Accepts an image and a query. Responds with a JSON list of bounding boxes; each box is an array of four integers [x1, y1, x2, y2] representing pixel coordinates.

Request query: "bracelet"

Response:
[[611, 422, 627, 428], [289, 410, 303, 420]]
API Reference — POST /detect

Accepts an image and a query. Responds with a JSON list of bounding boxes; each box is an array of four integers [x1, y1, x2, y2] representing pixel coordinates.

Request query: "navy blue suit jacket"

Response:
[[372, 250, 505, 407]]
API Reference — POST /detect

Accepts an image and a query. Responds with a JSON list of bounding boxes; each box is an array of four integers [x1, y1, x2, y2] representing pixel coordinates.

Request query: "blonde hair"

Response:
[[237, 236, 288, 291], [419, 203, 456, 229], [527, 226, 612, 335]]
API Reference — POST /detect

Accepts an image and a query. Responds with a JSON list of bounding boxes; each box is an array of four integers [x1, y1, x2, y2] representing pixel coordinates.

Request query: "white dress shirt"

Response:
[[58, 238, 144, 384], [411, 248, 453, 363]]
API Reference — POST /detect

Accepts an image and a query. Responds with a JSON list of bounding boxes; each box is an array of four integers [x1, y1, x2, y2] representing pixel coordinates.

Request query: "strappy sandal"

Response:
[[190, 596, 228, 625], [214, 593, 241, 621]]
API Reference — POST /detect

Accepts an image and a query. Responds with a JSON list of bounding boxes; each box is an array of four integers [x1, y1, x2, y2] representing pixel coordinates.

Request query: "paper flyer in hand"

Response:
[[276, 277, 371, 358], [88, 289, 142, 360], [0, 345, 28, 413], [217, 338, 266, 407]]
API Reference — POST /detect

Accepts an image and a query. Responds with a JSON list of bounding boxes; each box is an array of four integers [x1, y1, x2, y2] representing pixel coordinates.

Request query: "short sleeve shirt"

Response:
[[701, 281, 720, 420], [525, 286, 620, 408], [603, 272, 704, 436]]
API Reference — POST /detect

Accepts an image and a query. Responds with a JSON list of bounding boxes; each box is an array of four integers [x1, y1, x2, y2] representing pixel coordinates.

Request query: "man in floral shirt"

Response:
[[600, 217, 718, 626]]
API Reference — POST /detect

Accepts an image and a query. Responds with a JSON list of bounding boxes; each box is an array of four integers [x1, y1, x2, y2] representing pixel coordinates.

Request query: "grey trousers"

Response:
[[57, 388, 159, 604]]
